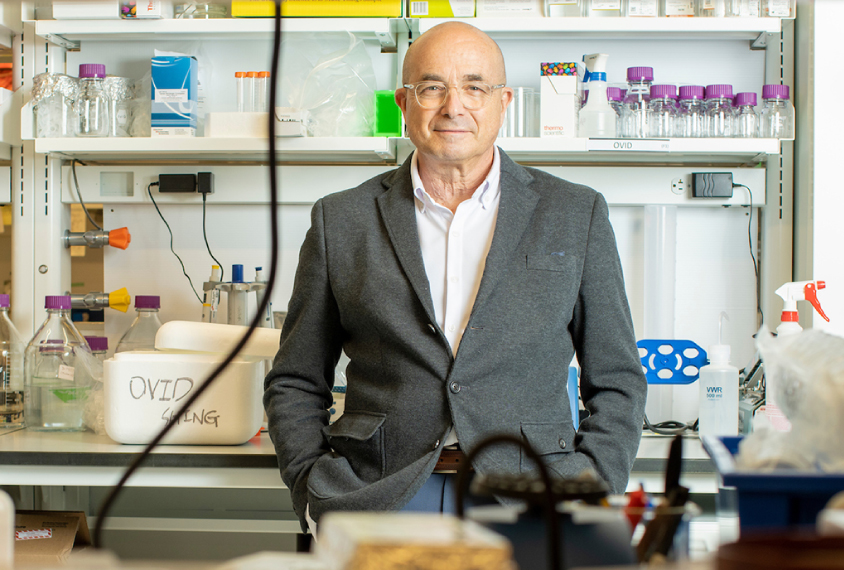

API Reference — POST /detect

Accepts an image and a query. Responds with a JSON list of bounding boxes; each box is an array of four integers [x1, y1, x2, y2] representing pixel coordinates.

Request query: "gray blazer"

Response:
[[264, 150, 647, 529]]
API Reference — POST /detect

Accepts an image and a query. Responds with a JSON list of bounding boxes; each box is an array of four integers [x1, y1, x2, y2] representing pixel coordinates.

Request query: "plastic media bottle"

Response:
[[676, 85, 706, 138], [0, 295, 24, 430], [730, 0, 759, 16], [624, 0, 658, 17], [75, 63, 109, 137], [648, 84, 678, 138], [23, 296, 93, 431], [698, 0, 730, 17], [115, 295, 163, 353], [762, 0, 794, 18], [734, 92, 759, 138], [698, 344, 739, 437], [705, 84, 734, 137], [760, 84, 794, 139], [545, 0, 583, 17], [662, 0, 695, 17], [621, 67, 653, 138]]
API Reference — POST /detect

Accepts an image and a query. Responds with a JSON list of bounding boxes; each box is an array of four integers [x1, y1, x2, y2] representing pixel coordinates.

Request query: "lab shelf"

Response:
[[33, 136, 398, 163], [413, 16, 782, 40], [33, 17, 408, 49], [405, 137, 779, 165]]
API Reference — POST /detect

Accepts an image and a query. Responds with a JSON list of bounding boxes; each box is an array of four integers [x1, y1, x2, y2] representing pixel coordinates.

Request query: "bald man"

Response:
[[264, 22, 647, 533]]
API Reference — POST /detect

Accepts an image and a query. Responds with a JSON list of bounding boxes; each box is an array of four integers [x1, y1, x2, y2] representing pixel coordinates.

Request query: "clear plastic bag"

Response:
[[280, 32, 377, 137], [737, 326, 844, 471]]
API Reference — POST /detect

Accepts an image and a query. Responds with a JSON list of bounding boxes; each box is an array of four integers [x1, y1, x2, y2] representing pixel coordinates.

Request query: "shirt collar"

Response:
[[411, 147, 501, 214]]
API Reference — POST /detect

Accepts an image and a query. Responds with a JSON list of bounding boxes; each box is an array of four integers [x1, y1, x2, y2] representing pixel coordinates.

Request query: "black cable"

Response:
[[202, 192, 224, 282], [644, 413, 697, 436], [734, 183, 763, 325], [71, 159, 103, 231], [94, 2, 283, 547], [146, 182, 203, 305]]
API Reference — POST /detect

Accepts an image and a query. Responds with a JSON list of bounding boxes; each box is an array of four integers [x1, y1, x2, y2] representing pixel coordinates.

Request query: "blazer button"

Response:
[[428, 324, 437, 333], [450, 382, 461, 394], [559, 438, 566, 449], [433, 440, 440, 449]]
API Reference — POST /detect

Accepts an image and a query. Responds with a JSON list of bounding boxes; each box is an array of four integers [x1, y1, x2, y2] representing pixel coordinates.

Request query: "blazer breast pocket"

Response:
[[526, 253, 576, 275]]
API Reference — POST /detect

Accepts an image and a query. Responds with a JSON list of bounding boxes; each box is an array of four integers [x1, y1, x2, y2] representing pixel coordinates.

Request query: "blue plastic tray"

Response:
[[702, 436, 844, 534]]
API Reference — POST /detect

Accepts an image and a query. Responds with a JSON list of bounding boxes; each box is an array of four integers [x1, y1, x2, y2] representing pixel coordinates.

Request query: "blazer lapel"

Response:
[[376, 157, 439, 329], [470, 150, 539, 313]]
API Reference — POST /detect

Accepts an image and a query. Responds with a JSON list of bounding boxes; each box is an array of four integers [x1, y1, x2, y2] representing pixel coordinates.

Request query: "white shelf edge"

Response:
[[0, 3, 20, 47], [34, 17, 407, 46], [415, 16, 781, 37]]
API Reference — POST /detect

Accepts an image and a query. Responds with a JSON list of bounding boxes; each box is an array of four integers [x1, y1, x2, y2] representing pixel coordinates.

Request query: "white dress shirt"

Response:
[[412, 148, 502, 447]]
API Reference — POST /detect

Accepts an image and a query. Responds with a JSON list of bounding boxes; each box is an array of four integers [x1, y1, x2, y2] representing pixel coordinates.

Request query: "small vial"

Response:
[[705, 84, 734, 137], [734, 92, 759, 138], [676, 85, 706, 138], [545, 0, 583, 16], [620, 66, 653, 138], [584, 0, 621, 17], [235, 71, 246, 112], [661, 0, 694, 17], [245, 71, 258, 113], [762, 0, 794, 17], [729, 0, 759, 16], [698, 0, 730, 17], [254, 71, 270, 113], [648, 84, 678, 138], [760, 84, 794, 139], [624, 0, 658, 17]]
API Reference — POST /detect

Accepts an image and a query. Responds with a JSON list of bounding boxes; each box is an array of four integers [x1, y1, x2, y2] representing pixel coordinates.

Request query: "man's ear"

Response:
[[395, 88, 409, 115]]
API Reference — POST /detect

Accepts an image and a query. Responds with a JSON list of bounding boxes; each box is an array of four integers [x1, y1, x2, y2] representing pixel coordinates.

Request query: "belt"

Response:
[[434, 447, 473, 473]]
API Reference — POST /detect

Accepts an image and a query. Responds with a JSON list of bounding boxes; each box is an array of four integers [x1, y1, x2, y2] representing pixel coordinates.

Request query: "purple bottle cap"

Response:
[[705, 84, 734, 100], [85, 336, 109, 352], [79, 63, 106, 79], [0, 294, 8, 308], [45, 295, 71, 310], [678, 85, 705, 101], [627, 67, 654, 82], [134, 295, 161, 310], [650, 84, 677, 99], [762, 84, 790, 100], [735, 92, 757, 107], [607, 87, 623, 101]]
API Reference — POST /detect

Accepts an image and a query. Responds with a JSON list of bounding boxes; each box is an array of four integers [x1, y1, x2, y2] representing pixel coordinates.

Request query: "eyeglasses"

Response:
[[403, 81, 506, 110]]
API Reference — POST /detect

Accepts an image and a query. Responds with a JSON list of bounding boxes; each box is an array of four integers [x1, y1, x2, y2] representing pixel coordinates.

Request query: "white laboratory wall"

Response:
[[795, 0, 844, 336]]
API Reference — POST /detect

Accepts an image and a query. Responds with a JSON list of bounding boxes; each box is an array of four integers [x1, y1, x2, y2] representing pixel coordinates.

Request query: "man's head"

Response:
[[396, 22, 512, 170]]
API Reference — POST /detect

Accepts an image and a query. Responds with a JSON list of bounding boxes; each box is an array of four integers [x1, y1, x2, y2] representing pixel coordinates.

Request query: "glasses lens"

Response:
[[414, 82, 494, 109]]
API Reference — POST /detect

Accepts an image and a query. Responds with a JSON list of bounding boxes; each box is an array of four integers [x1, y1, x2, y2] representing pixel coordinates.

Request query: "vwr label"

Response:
[[587, 139, 671, 152], [705, 386, 723, 400]]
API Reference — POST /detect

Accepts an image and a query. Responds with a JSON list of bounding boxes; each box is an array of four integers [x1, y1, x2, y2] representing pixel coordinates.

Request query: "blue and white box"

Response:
[[151, 56, 197, 137]]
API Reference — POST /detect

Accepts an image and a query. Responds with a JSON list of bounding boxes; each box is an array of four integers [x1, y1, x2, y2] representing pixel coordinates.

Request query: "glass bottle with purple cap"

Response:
[[648, 84, 678, 138], [705, 84, 734, 137], [621, 66, 653, 138], [760, 84, 794, 139], [734, 92, 759, 138], [85, 336, 109, 361], [0, 295, 24, 430], [76, 63, 110, 137], [676, 85, 706, 138], [24, 295, 93, 431], [115, 296, 163, 353]]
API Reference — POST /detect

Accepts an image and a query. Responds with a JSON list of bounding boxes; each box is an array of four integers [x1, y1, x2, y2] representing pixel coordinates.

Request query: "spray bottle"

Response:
[[698, 312, 739, 437], [578, 53, 617, 138], [766, 280, 829, 431]]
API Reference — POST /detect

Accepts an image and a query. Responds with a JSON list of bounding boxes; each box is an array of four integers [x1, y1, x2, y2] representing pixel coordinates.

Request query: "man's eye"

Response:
[[421, 84, 445, 93], [465, 84, 488, 94]]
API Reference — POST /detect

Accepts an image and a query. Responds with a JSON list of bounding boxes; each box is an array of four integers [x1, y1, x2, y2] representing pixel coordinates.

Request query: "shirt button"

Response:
[[433, 440, 440, 449], [448, 325, 455, 332], [428, 324, 437, 333], [450, 276, 459, 283], [559, 439, 567, 449], [450, 382, 461, 394]]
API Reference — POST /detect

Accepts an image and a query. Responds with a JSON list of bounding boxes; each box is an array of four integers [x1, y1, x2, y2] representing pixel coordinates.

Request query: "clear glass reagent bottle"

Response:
[[24, 295, 94, 431], [734, 92, 759, 138], [676, 85, 706, 138], [0, 295, 24, 430], [648, 84, 678, 138], [760, 84, 794, 139], [621, 66, 654, 138], [116, 295, 164, 353], [75, 63, 109, 137], [705, 84, 734, 137]]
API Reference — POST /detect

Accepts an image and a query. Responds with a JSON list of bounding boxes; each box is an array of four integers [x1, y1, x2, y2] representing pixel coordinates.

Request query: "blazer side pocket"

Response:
[[519, 421, 575, 472], [321, 411, 387, 484]]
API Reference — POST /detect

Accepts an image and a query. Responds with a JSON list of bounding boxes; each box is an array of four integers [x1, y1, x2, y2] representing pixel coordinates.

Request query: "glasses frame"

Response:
[[403, 81, 507, 110]]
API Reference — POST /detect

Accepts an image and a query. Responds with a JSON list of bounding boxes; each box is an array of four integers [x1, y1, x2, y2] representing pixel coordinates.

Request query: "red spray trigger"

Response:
[[803, 282, 830, 322]]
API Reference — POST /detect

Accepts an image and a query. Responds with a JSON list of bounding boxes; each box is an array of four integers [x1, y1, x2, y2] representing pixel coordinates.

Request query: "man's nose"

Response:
[[440, 86, 466, 116]]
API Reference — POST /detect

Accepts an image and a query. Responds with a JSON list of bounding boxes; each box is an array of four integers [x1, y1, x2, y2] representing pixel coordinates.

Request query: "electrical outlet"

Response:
[[671, 177, 685, 195]]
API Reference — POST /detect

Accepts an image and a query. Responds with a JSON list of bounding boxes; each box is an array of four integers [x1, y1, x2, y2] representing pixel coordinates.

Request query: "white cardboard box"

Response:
[[205, 109, 308, 138], [477, 0, 543, 17], [540, 66, 579, 138], [52, 0, 120, 19]]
